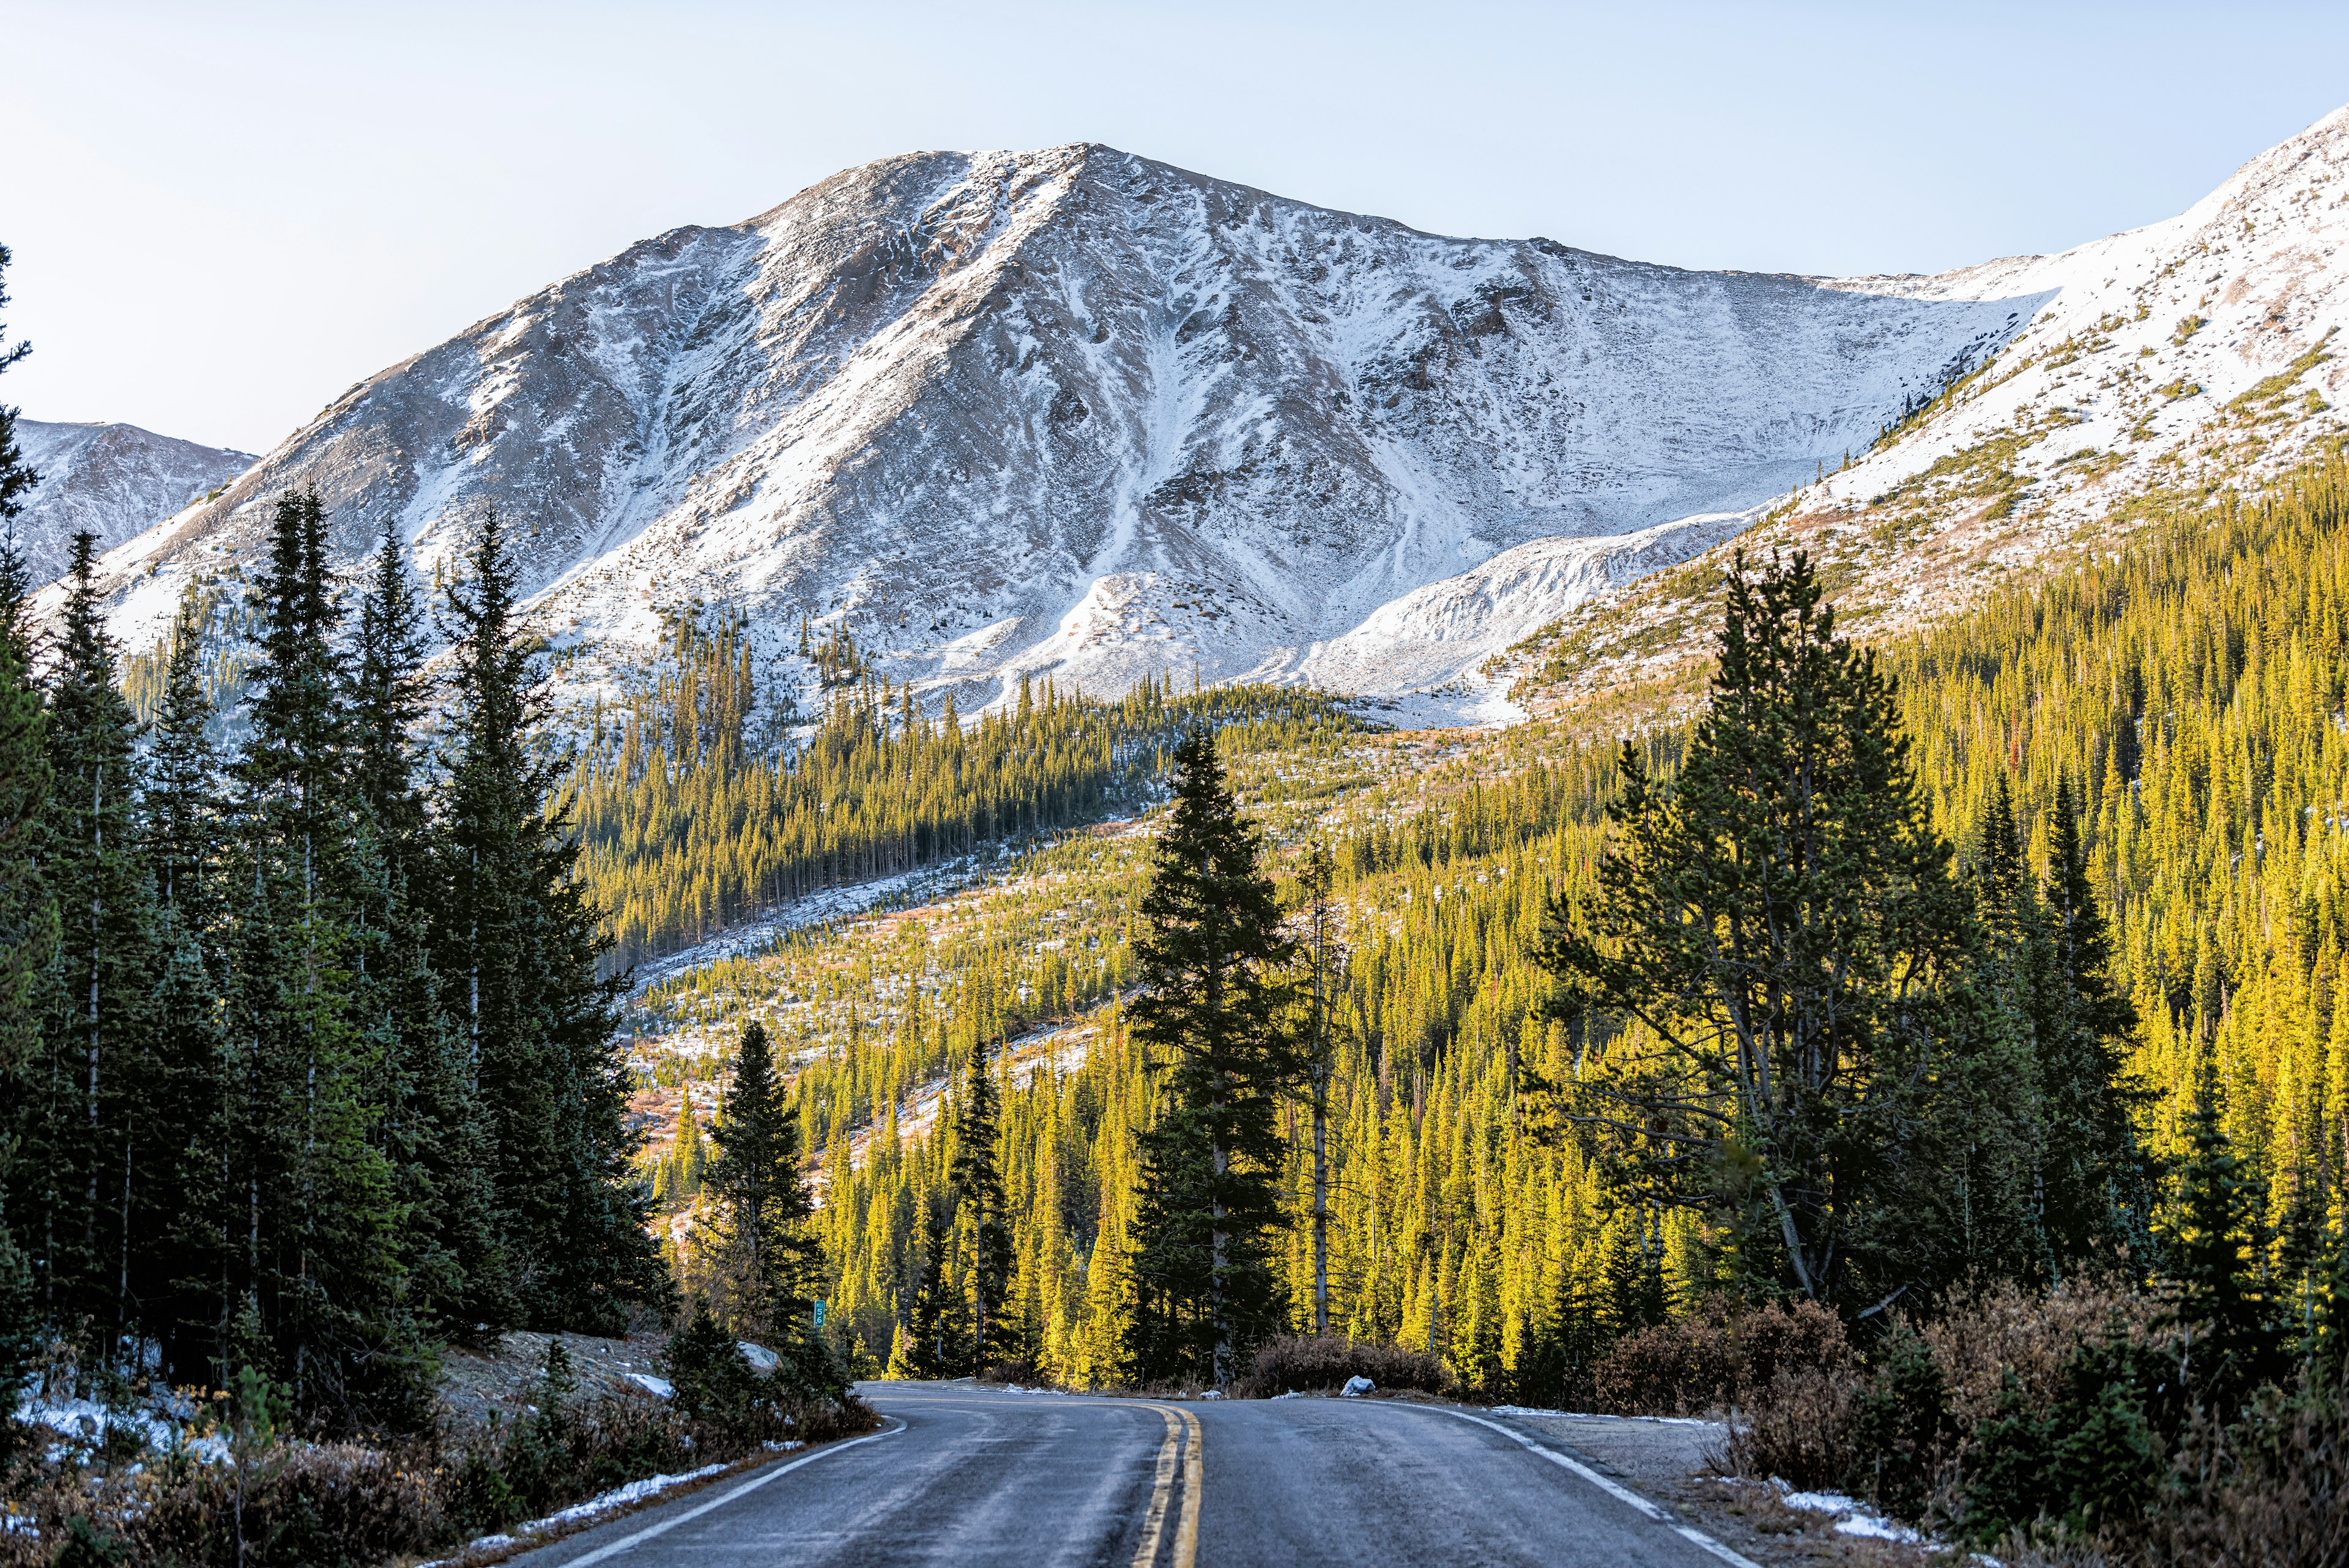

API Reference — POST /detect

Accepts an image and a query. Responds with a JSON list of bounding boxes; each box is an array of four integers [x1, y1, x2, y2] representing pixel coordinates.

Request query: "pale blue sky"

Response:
[[4, 0, 2345, 453]]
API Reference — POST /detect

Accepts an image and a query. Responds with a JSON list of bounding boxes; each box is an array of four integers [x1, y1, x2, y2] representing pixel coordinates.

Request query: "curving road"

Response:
[[507, 1383, 1756, 1568]]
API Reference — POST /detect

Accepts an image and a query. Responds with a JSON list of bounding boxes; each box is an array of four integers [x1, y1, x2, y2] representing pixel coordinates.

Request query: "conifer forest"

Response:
[[9, 193, 2349, 1561]]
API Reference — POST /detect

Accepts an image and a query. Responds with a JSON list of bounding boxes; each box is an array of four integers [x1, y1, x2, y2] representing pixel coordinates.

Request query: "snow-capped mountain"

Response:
[[11, 420, 254, 587], [1520, 103, 2349, 703], [63, 143, 2041, 709]]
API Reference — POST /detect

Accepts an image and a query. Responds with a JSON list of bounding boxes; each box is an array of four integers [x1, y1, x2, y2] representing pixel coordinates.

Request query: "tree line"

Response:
[[565, 614, 1351, 970]]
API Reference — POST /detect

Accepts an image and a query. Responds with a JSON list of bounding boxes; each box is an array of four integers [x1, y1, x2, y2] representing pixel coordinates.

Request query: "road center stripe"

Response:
[[559, 1418, 905, 1568], [1132, 1404, 1202, 1568], [1171, 1408, 1202, 1568], [1129, 1407, 1181, 1568]]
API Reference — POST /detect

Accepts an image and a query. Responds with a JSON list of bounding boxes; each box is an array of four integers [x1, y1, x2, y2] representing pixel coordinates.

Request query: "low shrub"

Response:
[[1595, 1298, 1851, 1416], [0, 1337, 875, 1568], [1720, 1362, 1859, 1490], [1233, 1335, 1450, 1398]]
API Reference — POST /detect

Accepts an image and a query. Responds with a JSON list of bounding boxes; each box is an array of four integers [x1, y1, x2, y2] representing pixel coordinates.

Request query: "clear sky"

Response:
[[4, 0, 2345, 454]]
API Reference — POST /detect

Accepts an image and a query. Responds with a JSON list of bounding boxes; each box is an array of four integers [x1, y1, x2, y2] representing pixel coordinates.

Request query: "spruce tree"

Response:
[[895, 1196, 967, 1379], [949, 1039, 1012, 1374], [1539, 551, 1971, 1313], [1924, 775, 2043, 1291], [224, 488, 414, 1424], [432, 505, 659, 1332], [351, 519, 508, 1336], [2033, 784, 2151, 1273], [0, 243, 50, 1419], [702, 1020, 821, 1345], [1126, 728, 1295, 1386], [31, 533, 160, 1351], [1297, 839, 1338, 1337], [125, 616, 217, 1378], [2161, 1090, 2285, 1414]]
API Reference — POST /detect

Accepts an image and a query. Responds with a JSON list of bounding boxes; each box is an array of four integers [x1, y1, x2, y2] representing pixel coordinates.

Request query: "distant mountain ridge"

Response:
[[12, 420, 253, 587], [54, 143, 2043, 712], [1512, 102, 2349, 708]]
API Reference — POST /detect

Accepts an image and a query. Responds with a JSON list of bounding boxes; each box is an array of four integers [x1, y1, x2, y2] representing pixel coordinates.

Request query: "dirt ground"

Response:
[[434, 1330, 672, 1431]]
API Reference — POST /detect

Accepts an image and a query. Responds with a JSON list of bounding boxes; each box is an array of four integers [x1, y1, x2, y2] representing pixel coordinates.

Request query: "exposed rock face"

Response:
[[65, 144, 2049, 705], [1513, 100, 2349, 705], [10, 420, 253, 587]]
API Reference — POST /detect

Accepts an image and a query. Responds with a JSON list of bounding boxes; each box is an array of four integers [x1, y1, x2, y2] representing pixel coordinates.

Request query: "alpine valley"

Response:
[[12, 93, 2349, 1568]]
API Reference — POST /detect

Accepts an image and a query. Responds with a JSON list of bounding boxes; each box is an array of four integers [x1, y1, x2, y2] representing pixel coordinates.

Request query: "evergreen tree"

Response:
[[2033, 783, 2152, 1274], [351, 519, 508, 1336], [0, 243, 50, 1421], [702, 1020, 820, 1345], [1923, 775, 2044, 1292], [98, 576, 233, 1383], [892, 1195, 966, 1379], [1126, 729, 1295, 1385], [949, 1039, 1012, 1374], [1297, 839, 1339, 1337], [29, 533, 160, 1351], [2161, 1090, 2285, 1414], [1540, 551, 1972, 1313], [432, 505, 659, 1332], [223, 488, 415, 1424]]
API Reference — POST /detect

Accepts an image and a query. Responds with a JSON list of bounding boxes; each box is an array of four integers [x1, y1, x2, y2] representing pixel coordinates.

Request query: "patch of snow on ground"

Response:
[[523, 1464, 727, 1531], [1488, 1405, 1715, 1426], [629, 857, 981, 995], [1776, 1486, 1919, 1542]]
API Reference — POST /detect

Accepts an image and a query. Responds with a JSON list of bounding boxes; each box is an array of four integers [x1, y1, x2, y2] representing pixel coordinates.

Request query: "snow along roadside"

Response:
[[418, 1420, 902, 1568]]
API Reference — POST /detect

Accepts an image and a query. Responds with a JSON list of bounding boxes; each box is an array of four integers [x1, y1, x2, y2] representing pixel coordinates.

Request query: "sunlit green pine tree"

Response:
[[1127, 729, 1296, 1386], [950, 1039, 1012, 1373]]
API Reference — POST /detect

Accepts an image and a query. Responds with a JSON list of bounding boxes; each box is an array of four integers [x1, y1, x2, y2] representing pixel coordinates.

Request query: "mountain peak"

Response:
[[70, 110, 2349, 721]]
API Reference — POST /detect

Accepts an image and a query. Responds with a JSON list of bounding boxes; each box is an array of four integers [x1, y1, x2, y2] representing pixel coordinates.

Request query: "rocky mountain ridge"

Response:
[[10, 419, 253, 586], [54, 143, 2043, 715], [1514, 103, 2349, 709]]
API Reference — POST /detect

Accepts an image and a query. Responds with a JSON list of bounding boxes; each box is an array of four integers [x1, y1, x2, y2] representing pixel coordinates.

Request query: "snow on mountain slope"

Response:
[[1515, 103, 2349, 705], [10, 420, 254, 587], [59, 144, 2040, 711]]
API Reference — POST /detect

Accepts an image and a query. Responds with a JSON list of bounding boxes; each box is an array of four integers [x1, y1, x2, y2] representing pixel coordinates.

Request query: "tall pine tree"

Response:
[[1540, 551, 1973, 1314], [0, 243, 51, 1424], [351, 519, 509, 1336], [30, 533, 159, 1353], [138, 589, 228, 1381], [1126, 729, 1295, 1386], [223, 488, 415, 1424], [433, 505, 659, 1332], [949, 1039, 1011, 1373], [701, 1020, 820, 1343]]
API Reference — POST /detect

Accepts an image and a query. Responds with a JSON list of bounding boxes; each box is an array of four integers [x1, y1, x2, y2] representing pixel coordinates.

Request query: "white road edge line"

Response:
[[558, 1418, 906, 1568], [1429, 1408, 1765, 1568]]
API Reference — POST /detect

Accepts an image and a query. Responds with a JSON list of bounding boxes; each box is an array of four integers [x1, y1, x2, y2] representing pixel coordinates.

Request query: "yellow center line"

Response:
[[1129, 1406, 1181, 1568], [1129, 1403, 1203, 1568], [1171, 1406, 1202, 1568]]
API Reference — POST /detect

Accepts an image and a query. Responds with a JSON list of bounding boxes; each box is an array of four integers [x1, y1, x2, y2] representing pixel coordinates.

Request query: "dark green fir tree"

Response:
[[1126, 727, 1295, 1386], [432, 505, 660, 1333], [950, 1039, 1012, 1373]]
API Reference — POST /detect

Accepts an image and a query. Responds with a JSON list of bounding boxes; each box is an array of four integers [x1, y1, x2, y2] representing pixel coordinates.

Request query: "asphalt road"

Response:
[[508, 1383, 1754, 1568]]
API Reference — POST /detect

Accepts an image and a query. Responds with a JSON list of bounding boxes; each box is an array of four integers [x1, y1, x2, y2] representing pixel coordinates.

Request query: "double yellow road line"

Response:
[[1129, 1403, 1202, 1568]]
